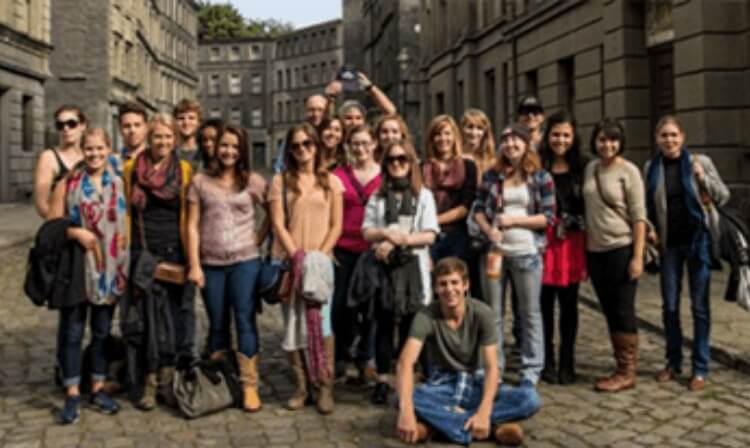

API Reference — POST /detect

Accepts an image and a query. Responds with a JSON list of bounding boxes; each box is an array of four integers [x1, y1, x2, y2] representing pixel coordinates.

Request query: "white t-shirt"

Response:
[[362, 188, 440, 304]]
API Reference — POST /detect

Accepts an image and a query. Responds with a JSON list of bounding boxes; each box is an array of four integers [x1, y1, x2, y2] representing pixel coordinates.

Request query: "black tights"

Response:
[[587, 245, 639, 335], [541, 283, 579, 368]]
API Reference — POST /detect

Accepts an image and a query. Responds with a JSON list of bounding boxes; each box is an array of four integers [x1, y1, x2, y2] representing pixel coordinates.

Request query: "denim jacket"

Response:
[[471, 168, 556, 253], [644, 148, 730, 263]]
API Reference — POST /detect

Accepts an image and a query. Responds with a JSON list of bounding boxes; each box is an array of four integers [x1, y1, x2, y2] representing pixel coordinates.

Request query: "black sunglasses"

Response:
[[386, 154, 410, 165], [291, 139, 314, 151], [55, 119, 79, 131]]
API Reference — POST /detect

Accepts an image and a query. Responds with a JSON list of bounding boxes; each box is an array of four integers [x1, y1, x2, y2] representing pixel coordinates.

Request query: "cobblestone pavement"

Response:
[[2, 242, 750, 447]]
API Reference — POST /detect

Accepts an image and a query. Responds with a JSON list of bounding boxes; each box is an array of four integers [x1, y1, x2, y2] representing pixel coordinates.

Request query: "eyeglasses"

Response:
[[290, 139, 314, 151], [386, 154, 410, 166], [55, 119, 79, 131]]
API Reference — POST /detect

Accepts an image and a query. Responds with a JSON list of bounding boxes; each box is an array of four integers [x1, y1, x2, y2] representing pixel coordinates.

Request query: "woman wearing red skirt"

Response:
[[539, 111, 587, 384]]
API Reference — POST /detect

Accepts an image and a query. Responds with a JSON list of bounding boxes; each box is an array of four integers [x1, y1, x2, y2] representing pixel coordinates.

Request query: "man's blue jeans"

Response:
[[660, 242, 711, 377], [489, 254, 544, 384], [202, 259, 262, 358], [411, 370, 541, 445]]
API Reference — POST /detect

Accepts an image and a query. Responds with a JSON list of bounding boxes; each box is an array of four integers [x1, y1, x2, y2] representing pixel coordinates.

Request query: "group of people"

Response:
[[33, 70, 730, 446]]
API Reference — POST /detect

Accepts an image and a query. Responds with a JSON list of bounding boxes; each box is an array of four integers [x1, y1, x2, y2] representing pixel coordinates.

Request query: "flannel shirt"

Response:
[[472, 168, 556, 253]]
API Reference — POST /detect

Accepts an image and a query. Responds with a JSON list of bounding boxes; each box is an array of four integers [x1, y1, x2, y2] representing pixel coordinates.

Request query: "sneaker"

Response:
[[371, 382, 389, 405], [60, 395, 80, 425], [90, 391, 120, 415]]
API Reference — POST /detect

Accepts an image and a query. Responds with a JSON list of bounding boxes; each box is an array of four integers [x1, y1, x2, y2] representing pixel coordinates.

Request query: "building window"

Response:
[[209, 108, 221, 119], [456, 80, 464, 117], [251, 74, 262, 94], [250, 45, 261, 60], [22, 95, 34, 152], [558, 57, 575, 112], [209, 74, 221, 95], [484, 69, 497, 126], [285, 100, 291, 121], [294, 68, 299, 88], [252, 142, 265, 169], [276, 70, 283, 90], [302, 65, 309, 85], [229, 73, 242, 95], [321, 62, 327, 83], [251, 109, 262, 127], [210, 47, 220, 61], [310, 64, 317, 85], [435, 92, 445, 115], [525, 70, 538, 98], [286, 69, 292, 89], [230, 107, 242, 124], [229, 46, 240, 61]]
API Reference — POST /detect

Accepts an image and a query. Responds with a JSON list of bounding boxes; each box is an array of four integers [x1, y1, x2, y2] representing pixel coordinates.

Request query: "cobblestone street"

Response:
[[2, 241, 750, 447]]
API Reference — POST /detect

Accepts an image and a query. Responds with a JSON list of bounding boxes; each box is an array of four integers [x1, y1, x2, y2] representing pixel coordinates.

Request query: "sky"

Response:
[[212, 0, 342, 29]]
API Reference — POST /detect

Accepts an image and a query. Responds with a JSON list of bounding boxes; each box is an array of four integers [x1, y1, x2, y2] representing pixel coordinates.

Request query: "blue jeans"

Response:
[[489, 254, 544, 384], [202, 259, 262, 357], [660, 241, 711, 377], [411, 370, 541, 445], [59, 303, 115, 387]]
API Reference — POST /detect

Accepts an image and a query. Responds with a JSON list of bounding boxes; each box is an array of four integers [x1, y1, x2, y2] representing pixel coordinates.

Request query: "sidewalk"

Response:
[[2, 202, 749, 376], [0, 203, 41, 250]]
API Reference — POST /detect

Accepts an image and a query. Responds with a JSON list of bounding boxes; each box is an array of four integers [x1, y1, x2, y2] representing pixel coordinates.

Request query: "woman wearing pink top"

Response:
[[332, 124, 382, 380]]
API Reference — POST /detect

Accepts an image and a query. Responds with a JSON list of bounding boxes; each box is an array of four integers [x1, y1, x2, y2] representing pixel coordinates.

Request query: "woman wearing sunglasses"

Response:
[[34, 105, 87, 219], [362, 140, 439, 405], [268, 122, 343, 414]]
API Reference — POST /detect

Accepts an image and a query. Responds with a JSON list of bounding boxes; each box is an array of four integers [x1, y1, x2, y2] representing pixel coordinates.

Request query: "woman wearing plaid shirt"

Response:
[[472, 123, 556, 386]]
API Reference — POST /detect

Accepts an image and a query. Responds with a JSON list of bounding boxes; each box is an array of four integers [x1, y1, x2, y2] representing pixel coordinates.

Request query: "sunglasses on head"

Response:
[[386, 154, 409, 165], [55, 119, 79, 131], [519, 107, 543, 116], [290, 139, 314, 151]]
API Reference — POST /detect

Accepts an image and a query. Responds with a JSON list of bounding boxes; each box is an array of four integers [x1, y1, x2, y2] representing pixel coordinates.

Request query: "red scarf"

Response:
[[422, 158, 466, 212], [131, 152, 181, 211]]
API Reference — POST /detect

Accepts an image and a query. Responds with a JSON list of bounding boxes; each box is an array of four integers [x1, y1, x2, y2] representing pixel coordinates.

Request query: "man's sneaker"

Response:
[[90, 391, 120, 415], [60, 395, 80, 424]]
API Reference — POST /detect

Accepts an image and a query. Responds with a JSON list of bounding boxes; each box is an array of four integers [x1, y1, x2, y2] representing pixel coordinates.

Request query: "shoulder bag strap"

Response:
[[594, 164, 631, 228]]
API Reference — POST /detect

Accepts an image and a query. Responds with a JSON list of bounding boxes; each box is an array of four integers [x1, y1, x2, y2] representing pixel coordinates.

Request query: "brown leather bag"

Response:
[[137, 211, 186, 285]]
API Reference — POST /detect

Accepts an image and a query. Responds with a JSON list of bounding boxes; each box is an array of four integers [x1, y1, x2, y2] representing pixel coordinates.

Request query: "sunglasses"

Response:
[[519, 108, 543, 116], [386, 154, 410, 166], [290, 139, 314, 151], [55, 119, 79, 131]]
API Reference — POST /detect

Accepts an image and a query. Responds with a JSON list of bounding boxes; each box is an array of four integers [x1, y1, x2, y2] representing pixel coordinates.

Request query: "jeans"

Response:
[[411, 370, 541, 445], [587, 246, 638, 334], [202, 259, 262, 358], [59, 303, 115, 387], [480, 255, 522, 347], [660, 242, 711, 377], [489, 254, 544, 384]]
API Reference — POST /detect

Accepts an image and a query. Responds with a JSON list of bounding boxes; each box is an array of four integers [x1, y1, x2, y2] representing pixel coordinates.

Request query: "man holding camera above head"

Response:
[[324, 69, 397, 132]]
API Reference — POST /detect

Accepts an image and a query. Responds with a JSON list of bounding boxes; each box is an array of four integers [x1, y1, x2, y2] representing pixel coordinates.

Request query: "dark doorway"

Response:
[[648, 42, 674, 133]]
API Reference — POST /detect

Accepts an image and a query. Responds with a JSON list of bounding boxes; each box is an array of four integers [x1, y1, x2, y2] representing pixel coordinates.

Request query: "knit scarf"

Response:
[[66, 158, 129, 305], [130, 151, 181, 211], [422, 158, 465, 212], [385, 177, 415, 225]]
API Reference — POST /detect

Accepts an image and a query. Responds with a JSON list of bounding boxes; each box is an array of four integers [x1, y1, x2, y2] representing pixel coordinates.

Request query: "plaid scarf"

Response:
[[130, 151, 181, 211]]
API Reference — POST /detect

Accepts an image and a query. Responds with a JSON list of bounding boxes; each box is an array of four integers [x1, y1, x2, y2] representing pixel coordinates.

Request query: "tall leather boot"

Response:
[[286, 350, 308, 410], [157, 366, 177, 407], [317, 336, 335, 414], [138, 373, 158, 411], [237, 352, 262, 412], [595, 333, 637, 392]]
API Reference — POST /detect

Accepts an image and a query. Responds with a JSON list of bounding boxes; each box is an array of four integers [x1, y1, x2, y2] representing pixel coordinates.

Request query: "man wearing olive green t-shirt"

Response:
[[395, 258, 540, 446]]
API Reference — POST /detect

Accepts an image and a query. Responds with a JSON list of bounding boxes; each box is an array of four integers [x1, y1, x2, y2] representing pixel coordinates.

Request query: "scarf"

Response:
[[422, 158, 466, 212], [130, 151, 181, 211], [385, 177, 415, 225], [66, 158, 129, 305]]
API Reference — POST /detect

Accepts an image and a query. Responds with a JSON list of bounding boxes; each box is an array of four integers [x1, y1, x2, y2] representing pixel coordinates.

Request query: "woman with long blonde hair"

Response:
[[461, 108, 496, 176]]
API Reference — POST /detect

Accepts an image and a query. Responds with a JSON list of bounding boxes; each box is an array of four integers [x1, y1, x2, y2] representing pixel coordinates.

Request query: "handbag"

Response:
[[173, 357, 242, 419], [594, 164, 660, 274], [258, 176, 293, 304], [137, 210, 187, 285]]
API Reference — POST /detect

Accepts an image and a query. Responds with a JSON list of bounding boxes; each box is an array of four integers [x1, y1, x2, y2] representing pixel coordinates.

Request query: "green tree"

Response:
[[198, 2, 294, 39]]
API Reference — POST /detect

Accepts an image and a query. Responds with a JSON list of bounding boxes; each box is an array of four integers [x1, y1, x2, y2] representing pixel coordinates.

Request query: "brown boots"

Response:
[[286, 350, 308, 410], [595, 333, 638, 392], [237, 352, 262, 412], [495, 423, 524, 446], [157, 366, 177, 407], [286, 337, 336, 414], [138, 373, 158, 410]]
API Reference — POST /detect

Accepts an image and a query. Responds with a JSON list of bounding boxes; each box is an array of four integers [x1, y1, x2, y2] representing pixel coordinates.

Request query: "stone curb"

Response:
[[579, 291, 750, 376]]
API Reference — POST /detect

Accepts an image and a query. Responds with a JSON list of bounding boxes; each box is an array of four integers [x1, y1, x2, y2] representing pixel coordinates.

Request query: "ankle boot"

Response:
[[138, 373, 158, 411], [595, 333, 637, 392], [237, 352, 262, 412], [415, 421, 432, 443], [157, 367, 177, 407], [286, 350, 308, 410], [494, 422, 524, 446], [317, 336, 335, 414], [541, 356, 557, 384]]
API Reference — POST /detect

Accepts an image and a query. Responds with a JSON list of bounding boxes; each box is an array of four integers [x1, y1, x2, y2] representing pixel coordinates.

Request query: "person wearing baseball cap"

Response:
[[517, 96, 545, 151]]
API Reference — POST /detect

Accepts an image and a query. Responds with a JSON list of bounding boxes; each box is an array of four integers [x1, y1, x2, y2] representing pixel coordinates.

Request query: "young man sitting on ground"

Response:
[[396, 257, 541, 445]]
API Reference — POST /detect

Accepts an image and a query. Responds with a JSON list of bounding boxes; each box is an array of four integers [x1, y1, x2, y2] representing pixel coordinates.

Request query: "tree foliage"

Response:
[[197, 2, 294, 39]]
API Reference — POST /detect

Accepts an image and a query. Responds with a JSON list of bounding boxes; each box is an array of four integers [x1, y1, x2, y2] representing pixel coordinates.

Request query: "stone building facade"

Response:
[[46, 0, 200, 150], [415, 0, 749, 198], [270, 20, 343, 152], [0, 0, 52, 201], [344, 0, 423, 146], [197, 38, 272, 169]]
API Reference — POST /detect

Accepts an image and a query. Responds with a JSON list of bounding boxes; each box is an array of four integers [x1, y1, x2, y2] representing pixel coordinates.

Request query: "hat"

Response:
[[500, 123, 531, 145], [517, 96, 544, 114]]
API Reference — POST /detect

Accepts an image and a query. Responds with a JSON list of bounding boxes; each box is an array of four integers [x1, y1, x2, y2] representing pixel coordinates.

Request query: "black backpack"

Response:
[[24, 218, 70, 307]]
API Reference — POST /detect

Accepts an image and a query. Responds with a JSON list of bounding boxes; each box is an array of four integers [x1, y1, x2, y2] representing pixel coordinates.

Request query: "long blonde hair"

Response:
[[461, 109, 495, 175]]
